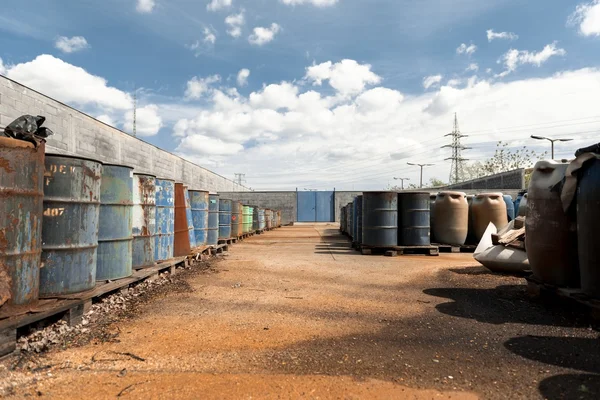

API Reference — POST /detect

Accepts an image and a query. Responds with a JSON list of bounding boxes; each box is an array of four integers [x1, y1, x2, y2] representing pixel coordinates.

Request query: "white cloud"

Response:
[[136, 0, 155, 13], [280, 0, 338, 6], [178, 134, 243, 155], [0, 57, 6, 75], [54, 36, 89, 53], [497, 41, 566, 77], [5, 54, 132, 109], [446, 78, 462, 87], [225, 11, 245, 37], [185, 75, 221, 99], [124, 104, 163, 136], [203, 27, 216, 44], [248, 23, 281, 46], [207, 0, 232, 12], [237, 68, 250, 86], [96, 114, 115, 126], [466, 63, 479, 72], [486, 29, 518, 42], [568, 1, 600, 36], [423, 74, 443, 89], [305, 59, 381, 96], [456, 43, 477, 56]]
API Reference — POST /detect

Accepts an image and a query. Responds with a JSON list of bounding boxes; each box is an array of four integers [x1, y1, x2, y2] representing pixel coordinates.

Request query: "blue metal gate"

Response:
[[297, 191, 334, 222]]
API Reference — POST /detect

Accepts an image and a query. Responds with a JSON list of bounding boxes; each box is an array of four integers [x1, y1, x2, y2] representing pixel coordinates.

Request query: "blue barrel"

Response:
[[503, 194, 515, 222], [398, 192, 430, 246], [258, 208, 266, 230], [155, 178, 175, 261], [355, 195, 363, 245], [0, 138, 44, 305], [219, 198, 232, 239], [184, 186, 196, 248], [577, 157, 600, 296], [362, 192, 397, 247], [207, 194, 219, 245], [189, 190, 209, 246], [252, 206, 259, 231], [514, 190, 526, 216], [96, 164, 133, 281], [41, 154, 102, 296], [132, 173, 156, 269]]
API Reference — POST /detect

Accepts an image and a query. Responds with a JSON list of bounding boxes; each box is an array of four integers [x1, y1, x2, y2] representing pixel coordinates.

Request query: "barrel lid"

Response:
[[46, 152, 103, 164], [155, 177, 176, 182], [398, 191, 431, 196], [0, 136, 36, 149], [102, 163, 134, 169], [133, 172, 157, 178], [188, 189, 209, 193], [361, 190, 398, 194]]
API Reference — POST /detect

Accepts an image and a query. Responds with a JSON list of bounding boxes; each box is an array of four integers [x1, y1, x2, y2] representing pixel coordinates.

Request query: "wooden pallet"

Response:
[[360, 245, 439, 257], [255, 229, 265, 235], [0, 257, 190, 357], [218, 238, 236, 245], [525, 276, 600, 320], [435, 243, 476, 253]]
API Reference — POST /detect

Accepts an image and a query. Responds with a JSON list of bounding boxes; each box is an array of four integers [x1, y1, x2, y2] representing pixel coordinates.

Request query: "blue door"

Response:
[[297, 191, 334, 222]]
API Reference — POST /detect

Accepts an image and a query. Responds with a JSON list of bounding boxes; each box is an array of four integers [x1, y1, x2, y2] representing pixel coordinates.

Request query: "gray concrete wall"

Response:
[[334, 191, 362, 223], [220, 191, 297, 225], [441, 169, 525, 191], [0, 76, 246, 192]]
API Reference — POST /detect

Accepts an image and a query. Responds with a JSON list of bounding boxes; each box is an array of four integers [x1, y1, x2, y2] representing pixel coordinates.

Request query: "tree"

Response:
[[462, 141, 547, 181], [427, 177, 446, 187]]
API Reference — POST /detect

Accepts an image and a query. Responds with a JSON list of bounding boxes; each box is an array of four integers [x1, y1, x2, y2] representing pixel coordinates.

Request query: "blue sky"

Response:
[[1, 0, 600, 189]]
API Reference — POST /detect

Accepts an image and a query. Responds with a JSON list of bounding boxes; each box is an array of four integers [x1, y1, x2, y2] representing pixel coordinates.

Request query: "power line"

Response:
[[234, 173, 246, 186]]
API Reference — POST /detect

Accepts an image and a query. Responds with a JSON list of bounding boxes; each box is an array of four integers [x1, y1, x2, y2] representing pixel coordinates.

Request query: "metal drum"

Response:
[[347, 202, 353, 240], [517, 193, 528, 217], [503, 195, 515, 222], [352, 199, 358, 241], [429, 194, 437, 244], [526, 160, 576, 286], [189, 190, 209, 246], [236, 202, 244, 236], [174, 183, 191, 257], [243, 205, 253, 233], [231, 201, 241, 237], [266, 209, 272, 230], [578, 157, 600, 296], [514, 190, 527, 217], [277, 210, 282, 227], [132, 174, 156, 269], [471, 193, 508, 241], [207, 194, 219, 245], [258, 208, 266, 230], [355, 195, 363, 245], [433, 191, 468, 246], [252, 206, 259, 231], [398, 192, 430, 246], [97, 164, 134, 281], [362, 192, 398, 247], [155, 179, 175, 261], [41, 154, 102, 296], [340, 206, 346, 233], [219, 198, 232, 239], [184, 186, 196, 249], [0, 138, 44, 305]]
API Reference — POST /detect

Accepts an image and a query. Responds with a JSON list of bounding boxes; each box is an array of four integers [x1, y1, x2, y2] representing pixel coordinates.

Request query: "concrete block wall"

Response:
[[333, 191, 362, 223], [0, 76, 246, 193], [220, 192, 297, 225], [441, 169, 525, 191]]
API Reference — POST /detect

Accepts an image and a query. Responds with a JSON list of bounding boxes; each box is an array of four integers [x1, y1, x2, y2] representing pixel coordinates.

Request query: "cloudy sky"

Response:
[[1, 0, 600, 190]]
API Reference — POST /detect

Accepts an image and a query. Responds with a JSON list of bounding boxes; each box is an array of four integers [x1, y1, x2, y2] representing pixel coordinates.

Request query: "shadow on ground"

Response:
[[538, 374, 600, 400]]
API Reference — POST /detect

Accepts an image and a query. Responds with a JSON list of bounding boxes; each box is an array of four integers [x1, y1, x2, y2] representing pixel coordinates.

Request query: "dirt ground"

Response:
[[2, 225, 600, 399]]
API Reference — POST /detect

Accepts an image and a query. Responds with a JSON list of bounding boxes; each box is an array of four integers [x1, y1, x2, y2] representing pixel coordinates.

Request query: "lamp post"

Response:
[[530, 135, 573, 159], [393, 177, 410, 190], [407, 162, 434, 188]]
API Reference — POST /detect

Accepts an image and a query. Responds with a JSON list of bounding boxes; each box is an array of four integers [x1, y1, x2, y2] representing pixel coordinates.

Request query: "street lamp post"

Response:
[[407, 162, 435, 188], [393, 177, 410, 190], [530, 135, 573, 159]]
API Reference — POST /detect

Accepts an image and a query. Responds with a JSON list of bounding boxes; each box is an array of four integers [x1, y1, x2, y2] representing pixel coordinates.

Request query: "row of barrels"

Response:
[[340, 191, 516, 248], [0, 138, 282, 306]]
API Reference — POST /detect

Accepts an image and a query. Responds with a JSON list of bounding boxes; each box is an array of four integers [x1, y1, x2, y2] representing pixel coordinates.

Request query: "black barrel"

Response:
[[362, 192, 398, 247], [355, 195, 363, 245], [577, 157, 600, 296], [398, 192, 430, 246]]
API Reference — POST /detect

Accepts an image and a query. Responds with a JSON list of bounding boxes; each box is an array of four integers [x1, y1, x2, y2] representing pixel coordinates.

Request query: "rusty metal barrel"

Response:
[[265, 209, 272, 230], [40, 154, 102, 296], [578, 156, 600, 296], [398, 192, 430, 246], [362, 192, 397, 247], [154, 178, 175, 261], [471, 193, 508, 241], [132, 173, 156, 269], [207, 194, 219, 245], [433, 191, 468, 246], [231, 201, 241, 237], [96, 164, 134, 281], [243, 205, 253, 233], [174, 183, 191, 257], [252, 206, 259, 231], [236, 202, 244, 236], [0, 138, 44, 305], [189, 190, 209, 246]]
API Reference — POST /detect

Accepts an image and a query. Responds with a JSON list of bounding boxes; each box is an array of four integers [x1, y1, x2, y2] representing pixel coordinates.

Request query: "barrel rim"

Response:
[[398, 191, 431, 196], [361, 190, 399, 194], [133, 172, 157, 178], [475, 192, 504, 198], [45, 152, 103, 164], [0, 136, 36, 149], [155, 177, 176, 183], [188, 189, 210, 194], [102, 163, 134, 169], [436, 191, 467, 196]]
